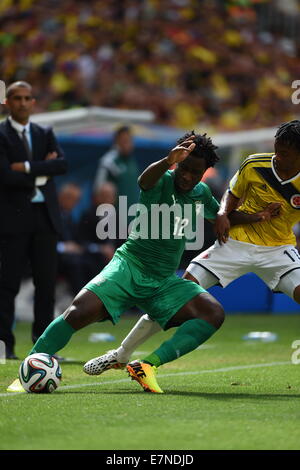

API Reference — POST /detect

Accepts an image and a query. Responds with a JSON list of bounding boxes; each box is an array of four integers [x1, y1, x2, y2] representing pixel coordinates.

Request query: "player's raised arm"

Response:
[[229, 202, 281, 225], [138, 136, 195, 190], [214, 190, 239, 244]]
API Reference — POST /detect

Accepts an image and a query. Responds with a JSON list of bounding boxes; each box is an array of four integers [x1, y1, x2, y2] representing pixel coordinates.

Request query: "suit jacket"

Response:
[[0, 118, 67, 234]]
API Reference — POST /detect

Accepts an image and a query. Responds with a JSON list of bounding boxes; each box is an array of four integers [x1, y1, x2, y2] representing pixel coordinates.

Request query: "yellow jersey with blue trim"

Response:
[[228, 153, 300, 246]]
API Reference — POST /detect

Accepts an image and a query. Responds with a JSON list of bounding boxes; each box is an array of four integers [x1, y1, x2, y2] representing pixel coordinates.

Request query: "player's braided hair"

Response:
[[177, 130, 219, 168], [275, 120, 300, 152]]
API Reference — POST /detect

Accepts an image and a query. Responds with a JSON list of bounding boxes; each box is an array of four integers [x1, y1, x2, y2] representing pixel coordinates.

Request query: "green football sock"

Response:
[[29, 315, 76, 356], [143, 318, 217, 367]]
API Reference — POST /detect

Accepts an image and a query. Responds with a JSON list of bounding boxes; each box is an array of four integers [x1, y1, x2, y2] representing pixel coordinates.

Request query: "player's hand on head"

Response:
[[166, 136, 196, 165], [214, 213, 230, 245], [258, 202, 282, 222]]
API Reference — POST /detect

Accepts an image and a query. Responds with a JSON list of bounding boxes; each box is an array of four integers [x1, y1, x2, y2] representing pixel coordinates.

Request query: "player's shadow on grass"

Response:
[[60, 390, 300, 398], [162, 391, 300, 399]]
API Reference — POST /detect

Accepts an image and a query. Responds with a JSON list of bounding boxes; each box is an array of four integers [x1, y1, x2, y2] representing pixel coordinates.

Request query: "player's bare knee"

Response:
[[205, 300, 224, 329], [62, 303, 90, 330], [293, 285, 300, 304], [63, 295, 101, 329], [192, 296, 224, 329], [214, 302, 225, 328]]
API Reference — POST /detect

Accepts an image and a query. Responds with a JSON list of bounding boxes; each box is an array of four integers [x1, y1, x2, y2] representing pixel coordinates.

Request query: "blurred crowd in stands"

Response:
[[55, 125, 140, 294], [1, 0, 300, 131], [57, 181, 117, 295]]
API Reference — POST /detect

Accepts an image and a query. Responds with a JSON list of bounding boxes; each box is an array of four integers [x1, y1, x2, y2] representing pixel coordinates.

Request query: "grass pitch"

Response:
[[0, 315, 299, 450]]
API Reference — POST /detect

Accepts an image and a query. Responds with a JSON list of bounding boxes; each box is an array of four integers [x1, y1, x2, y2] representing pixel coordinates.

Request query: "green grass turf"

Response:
[[0, 315, 299, 450]]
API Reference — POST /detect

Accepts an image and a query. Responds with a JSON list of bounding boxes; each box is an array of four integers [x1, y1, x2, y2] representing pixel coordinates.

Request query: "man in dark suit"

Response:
[[0, 81, 67, 359]]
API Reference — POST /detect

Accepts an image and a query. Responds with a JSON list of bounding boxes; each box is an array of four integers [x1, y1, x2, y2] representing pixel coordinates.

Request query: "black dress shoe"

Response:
[[6, 351, 19, 360]]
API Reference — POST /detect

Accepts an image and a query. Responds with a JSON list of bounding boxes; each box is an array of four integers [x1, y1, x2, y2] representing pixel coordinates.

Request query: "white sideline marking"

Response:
[[196, 344, 216, 350], [0, 361, 291, 398]]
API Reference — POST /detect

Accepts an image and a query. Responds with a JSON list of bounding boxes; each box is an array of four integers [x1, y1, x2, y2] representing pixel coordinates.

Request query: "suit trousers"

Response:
[[0, 203, 58, 353]]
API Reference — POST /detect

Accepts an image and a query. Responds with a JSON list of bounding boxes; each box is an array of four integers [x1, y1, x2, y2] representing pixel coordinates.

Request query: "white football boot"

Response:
[[83, 350, 127, 375]]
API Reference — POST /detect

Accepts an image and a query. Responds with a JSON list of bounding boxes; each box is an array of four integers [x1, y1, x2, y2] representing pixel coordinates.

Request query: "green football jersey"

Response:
[[117, 170, 219, 279]]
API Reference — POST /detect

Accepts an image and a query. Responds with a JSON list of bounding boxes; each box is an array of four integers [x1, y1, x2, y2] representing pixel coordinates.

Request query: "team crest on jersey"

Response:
[[290, 194, 300, 208], [199, 249, 210, 259]]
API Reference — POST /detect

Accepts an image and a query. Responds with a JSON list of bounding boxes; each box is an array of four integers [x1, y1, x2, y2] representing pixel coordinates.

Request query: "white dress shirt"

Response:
[[8, 116, 46, 202]]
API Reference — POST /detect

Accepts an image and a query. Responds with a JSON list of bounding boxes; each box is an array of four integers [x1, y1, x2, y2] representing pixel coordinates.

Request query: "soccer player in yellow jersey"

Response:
[[84, 119, 300, 376], [186, 119, 300, 299], [206, 119, 300, 300]]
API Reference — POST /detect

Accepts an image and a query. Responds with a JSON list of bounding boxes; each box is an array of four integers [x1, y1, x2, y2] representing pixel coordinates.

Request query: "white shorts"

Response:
[[186, 238, 300, 296]]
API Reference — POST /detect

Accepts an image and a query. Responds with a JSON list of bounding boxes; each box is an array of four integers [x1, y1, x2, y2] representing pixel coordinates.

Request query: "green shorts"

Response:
[[84, 253, 206, 330]]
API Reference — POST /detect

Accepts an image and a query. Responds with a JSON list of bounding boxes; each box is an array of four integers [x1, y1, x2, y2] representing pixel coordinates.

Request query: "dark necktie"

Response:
[[22, 128, 37, 199], [22, 128, 32, 161]]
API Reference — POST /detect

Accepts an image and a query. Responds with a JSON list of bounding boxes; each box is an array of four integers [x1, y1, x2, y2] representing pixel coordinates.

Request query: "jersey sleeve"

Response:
[[229, 165, 249, 199], [201, 183, 220, 220], [139, 171, 168, 204]]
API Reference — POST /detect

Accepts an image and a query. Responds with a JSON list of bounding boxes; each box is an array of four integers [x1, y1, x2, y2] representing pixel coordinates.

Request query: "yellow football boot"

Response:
[[126, 360, 164, 394]]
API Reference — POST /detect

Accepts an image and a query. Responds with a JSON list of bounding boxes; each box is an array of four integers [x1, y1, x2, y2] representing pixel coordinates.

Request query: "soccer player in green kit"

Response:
[[8, 132, 278, 393]]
